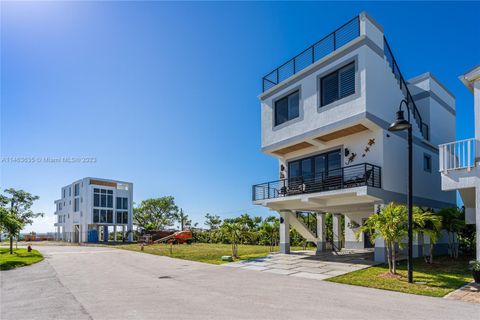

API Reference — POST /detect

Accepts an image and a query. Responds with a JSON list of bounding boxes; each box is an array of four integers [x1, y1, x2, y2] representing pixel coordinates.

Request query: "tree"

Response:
[[413, 209, 442, 263], [0, 189, 43, 254], [437, 207, 464, 259], [357, 203, 411, 274], [219, 222, 243, 258], [204, 213, 222, 230], [133, 196, 178, 231], [176, 209, 191, 231], [259, 216, 279, 251]]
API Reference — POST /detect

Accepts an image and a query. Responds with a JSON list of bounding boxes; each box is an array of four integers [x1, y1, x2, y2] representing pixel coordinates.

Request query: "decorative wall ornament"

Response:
[[345, 152, 357, 165], [361, 138, 376, 157]]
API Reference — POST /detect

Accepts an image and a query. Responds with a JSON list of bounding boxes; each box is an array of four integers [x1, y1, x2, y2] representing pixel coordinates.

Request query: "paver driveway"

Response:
[[224, 250, 376, 280], [1, 245, 478, 320]]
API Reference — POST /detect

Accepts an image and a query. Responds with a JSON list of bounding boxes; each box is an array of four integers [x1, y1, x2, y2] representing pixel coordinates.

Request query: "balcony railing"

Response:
[[252, 163, 381, 201], [262, 16, 360, 92], [439, 138, 479, 172]]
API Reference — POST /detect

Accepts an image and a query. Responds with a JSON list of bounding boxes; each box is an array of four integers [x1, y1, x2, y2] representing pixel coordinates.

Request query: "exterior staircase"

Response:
[[383, 37, 429, 141], [290, 212, 318, 243]]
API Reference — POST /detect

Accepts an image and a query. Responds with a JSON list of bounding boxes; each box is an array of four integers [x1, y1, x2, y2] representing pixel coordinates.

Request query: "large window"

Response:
[[321, 62, 355, 106], [74, 183, 80, 196], [274, 90, 299, 126], [93, 209, 113, 223], [74, 198, 80, 212], [288, 149, 341, 179], [116, 211, 128, 224], [116, 197, 128, 210], [93, 188, 113, 208]]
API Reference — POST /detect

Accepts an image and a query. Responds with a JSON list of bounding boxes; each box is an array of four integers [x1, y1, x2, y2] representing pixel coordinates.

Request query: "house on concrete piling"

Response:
[[252, 12, 456, 262], [54, 177, 133, 243]]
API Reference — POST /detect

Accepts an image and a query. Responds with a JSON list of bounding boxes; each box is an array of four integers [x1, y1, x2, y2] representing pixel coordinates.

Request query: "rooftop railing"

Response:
[[262, 16, 360, 92], [252, 163, 381, 201]]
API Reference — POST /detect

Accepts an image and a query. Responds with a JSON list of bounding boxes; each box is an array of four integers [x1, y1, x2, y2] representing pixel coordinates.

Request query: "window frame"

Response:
[[274, 89, 300, 127], [320, 61, 356, 107], [423, 154, 432, 173], [287, 149, 342, 180]]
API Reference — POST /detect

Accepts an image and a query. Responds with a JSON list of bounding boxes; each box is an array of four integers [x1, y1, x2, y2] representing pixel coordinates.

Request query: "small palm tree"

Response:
[[437, 207, 464, 259], [219, 222, 243, 258], [413, 210, 442, 263], [260, 217, 279, 252], [357, 203, 409, 274]]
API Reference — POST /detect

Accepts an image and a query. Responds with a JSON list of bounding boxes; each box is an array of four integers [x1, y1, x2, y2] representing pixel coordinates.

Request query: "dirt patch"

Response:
[[379, 272, 403, 280]]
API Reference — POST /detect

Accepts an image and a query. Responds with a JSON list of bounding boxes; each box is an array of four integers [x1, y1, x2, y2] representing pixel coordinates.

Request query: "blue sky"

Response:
[[2, 2, 479, 232]]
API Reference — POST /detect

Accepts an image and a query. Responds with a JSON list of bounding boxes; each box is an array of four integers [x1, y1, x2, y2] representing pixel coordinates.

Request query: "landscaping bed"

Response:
[[114, 243, 308, 264], [0, 248, 44, 270], [326, 255, 473, 297]]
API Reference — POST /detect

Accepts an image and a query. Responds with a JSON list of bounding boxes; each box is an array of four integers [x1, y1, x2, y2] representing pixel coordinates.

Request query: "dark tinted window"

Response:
[[424, 154, 432, 172], [275, 91, 299, 126], [321, 62, 355, 106]]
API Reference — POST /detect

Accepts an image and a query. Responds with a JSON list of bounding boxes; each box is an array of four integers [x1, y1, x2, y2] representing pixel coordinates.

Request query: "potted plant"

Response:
[[470, 260, 480, 283]]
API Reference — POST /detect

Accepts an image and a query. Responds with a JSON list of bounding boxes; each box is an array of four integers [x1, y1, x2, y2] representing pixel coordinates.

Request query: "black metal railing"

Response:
[[296, 212, 318, 237], [252, 163, 381, 201], [383, 37, 429, 141], [262, 16, 360, 92]]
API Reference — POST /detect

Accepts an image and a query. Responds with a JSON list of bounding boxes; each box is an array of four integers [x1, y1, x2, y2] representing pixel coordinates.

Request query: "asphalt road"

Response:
[[1, 245, 478, 320]]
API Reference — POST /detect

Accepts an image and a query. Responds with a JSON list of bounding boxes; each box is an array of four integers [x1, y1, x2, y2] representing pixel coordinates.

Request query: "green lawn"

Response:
[[0, 248, 44, 271], [114, 243, 309, 264], [327, 256, 473, 297]]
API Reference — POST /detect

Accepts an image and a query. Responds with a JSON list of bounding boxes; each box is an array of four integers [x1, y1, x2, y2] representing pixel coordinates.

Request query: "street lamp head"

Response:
[[388, 110, 411, 132]]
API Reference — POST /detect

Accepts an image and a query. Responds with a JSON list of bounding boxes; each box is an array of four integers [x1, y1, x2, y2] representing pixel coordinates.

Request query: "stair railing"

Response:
[[383, 36, 429, 141]]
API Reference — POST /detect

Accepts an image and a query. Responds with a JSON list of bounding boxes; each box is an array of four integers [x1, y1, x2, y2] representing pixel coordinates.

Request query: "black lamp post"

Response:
[[388, 99, 414, 284]]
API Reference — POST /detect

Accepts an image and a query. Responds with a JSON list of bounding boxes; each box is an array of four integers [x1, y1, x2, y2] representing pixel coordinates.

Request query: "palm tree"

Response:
[[176, 209, 190, 231], [413, 210, 442, 263], [219, 222, 243, 258], [357, 203, 409, 274], [437, 207, 464, 259], [260, 216, 279, 252]]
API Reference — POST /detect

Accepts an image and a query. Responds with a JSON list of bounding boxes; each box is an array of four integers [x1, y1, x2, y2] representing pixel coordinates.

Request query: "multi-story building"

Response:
[[252, 12, 456, 262], [439, 65, 480, 260], [54, 177, 133, 243]]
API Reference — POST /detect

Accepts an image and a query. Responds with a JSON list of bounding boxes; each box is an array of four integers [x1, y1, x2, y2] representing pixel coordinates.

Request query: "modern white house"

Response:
[[54, 177, 133, 243], [439, 65, 480, 260], [252, 12, 456, 262]]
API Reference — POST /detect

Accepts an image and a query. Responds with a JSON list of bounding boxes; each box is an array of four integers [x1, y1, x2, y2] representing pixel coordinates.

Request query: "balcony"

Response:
[[439, 138, 479, 173], [252, 163, 381, 201]]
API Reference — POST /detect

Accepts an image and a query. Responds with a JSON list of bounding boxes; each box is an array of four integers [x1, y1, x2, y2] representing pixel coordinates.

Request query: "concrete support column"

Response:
[[279, 210, 291, 254], [476, 186, 480, 261], [316, 212, 326, 253], [374, 236, 387, 263], [122, 225, 126, 241], [332, 213, 343, 249], [114, 225, 117, 242]]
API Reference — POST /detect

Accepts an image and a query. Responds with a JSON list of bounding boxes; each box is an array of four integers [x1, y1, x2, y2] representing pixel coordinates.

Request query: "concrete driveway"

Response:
[[1, 245, 478, 320], [224, 250, 376, 280]]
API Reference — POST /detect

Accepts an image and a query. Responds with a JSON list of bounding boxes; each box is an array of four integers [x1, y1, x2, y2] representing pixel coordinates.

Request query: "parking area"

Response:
[[223, 249, 376, 280], [2, 245, 478, 320]]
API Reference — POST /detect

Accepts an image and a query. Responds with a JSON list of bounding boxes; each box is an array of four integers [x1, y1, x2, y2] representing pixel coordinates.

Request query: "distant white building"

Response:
[[54, 178, 133, 243], [439, 65, 480, 260], [252, 12, 456, 262]]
